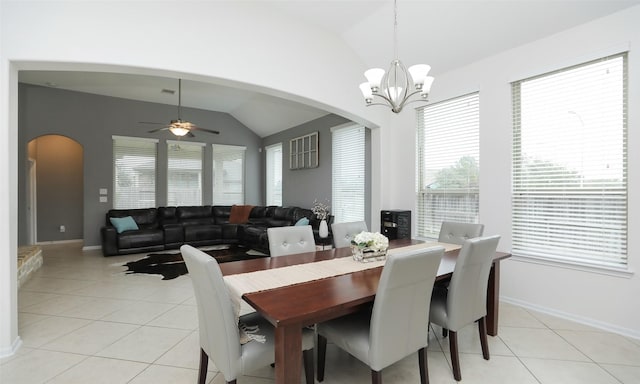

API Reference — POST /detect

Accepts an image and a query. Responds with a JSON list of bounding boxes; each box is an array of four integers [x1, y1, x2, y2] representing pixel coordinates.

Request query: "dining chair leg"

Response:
[[371, 369, 382, 384], [448, 331, 462, 381], [198, 348, 208, 384], [418, 347, 429, 384], [303, 349, 314, 384], [478, 317, 490, 360], [317, 334, 328, 382]]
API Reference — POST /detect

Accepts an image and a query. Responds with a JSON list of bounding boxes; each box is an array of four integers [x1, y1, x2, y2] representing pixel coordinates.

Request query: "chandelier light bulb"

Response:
[[408, 64, 431, 89], [364, 68, 385, 92], [359, 82, 374, 103]]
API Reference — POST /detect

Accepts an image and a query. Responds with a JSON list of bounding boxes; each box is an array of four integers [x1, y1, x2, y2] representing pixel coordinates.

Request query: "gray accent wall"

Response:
[[262, 115, 372, 226], [18, 83, 262, 247]]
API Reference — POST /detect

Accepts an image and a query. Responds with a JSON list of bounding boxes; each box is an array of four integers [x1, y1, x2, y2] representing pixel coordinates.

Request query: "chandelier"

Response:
[[359, 0, 434, 113]]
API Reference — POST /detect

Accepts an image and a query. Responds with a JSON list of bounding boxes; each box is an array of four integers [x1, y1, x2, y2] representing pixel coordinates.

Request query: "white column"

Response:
[[0, 58, 21, 358]]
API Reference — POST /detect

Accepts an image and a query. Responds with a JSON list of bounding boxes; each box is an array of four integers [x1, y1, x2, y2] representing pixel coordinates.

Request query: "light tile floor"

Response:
[[2, 243, 640, 383]]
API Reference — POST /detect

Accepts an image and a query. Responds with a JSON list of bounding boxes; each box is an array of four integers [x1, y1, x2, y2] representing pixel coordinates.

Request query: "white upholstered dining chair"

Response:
[[438, 221, 485, 245], [267, 225, 316, 257], [180, 245, 315, 384], [429, 235, 501, 381], [331, 220, 368, 248], [317, 246, 445, 384]]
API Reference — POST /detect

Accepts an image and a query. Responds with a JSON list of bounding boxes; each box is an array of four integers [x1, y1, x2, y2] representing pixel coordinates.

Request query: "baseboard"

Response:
[[501, 296, 640, 341], [0, 336, 22, 360], [82, 245, 102, 251], [36, 239, 83, 245]]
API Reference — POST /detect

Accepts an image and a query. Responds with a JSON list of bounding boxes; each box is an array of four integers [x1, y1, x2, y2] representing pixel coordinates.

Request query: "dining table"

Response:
[[219, 238, 511, 384]]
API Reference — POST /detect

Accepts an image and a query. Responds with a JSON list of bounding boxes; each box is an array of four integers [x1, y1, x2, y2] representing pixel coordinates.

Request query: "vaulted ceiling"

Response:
[[18, 0, 640, 137]]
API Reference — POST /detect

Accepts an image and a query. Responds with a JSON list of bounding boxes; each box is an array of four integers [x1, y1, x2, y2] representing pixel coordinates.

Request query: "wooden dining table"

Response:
[[219, 238, 511, 384]]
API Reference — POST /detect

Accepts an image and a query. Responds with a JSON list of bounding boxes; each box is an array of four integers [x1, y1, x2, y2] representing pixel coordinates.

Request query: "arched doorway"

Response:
[[25, 135, 84, 244]]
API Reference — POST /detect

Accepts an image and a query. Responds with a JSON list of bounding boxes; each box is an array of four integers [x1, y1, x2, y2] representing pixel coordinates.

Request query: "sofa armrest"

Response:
[[101, 226, 119, 256]]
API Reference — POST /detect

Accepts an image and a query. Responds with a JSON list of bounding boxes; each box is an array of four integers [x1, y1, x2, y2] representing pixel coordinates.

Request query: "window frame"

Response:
[[332, 123, 366, 224], [511, 52, 628, 273], [166, 140, 205, 206], [415, 92, 481, 240], [265, 142, 283, 206], [212, 144, 246, 205], [112, 135, 158, 209]]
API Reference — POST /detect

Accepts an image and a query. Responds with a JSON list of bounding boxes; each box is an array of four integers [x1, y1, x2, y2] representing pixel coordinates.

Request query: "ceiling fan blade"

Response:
[[148, 127, 170, 133], [190, 126, 220, 135], [186, 131, 195, 138]]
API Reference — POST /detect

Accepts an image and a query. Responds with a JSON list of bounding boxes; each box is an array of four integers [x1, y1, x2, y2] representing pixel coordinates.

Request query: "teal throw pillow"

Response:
[[110, 216, 139, 233], [294, 217, 310, 226]]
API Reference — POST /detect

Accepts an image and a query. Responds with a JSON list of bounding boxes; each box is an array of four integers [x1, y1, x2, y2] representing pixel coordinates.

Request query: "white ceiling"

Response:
[[18, 0, 640, 138]]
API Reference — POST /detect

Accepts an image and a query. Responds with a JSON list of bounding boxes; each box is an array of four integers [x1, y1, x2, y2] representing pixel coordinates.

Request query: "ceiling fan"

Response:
[[140, 79, 220, 137]]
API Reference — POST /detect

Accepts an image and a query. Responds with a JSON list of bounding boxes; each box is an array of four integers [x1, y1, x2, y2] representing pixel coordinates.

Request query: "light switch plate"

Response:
[[99, 196, 108, 203], [99, 188, 108, 195]]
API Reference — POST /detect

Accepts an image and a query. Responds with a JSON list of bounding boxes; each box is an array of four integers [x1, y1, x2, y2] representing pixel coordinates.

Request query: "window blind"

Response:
[[332, 125, 365, 223], [212, 144, 246, 205], [265, 143, 283, 206], [113, 136, 157, 209], [512, 53, 627, 269], [167, 141, 204, 206], [416, 93, 480, 239]]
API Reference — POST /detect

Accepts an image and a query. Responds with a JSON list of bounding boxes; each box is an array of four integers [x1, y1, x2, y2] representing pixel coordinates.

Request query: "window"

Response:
[[167, 141, 204, 206], [416, 93, 480, 239], [265, 143, 282, 206], [332, 124, 365, 223], [512, 53, 627, 269], [113, 136, 157, 209], [290, 131, 319, 169], [212, 144, 246, 205]]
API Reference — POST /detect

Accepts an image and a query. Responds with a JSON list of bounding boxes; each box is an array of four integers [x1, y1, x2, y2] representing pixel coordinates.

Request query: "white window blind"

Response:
[[266, 143, 283, 206], [212, 144, 246, 205], [512, 53, 627, 269], [167, 141, 204, 206], [113, 136, 157, 209], [416, 93, 480, 239], [332, 125, 365, 223]]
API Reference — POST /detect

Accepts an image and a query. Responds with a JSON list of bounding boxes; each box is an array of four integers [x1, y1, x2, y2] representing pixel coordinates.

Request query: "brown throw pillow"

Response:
[[229, 205, 254, 224]]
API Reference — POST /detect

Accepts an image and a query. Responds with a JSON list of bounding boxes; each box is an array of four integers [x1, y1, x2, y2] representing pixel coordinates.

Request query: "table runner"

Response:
[[225, 241, 461, 331]]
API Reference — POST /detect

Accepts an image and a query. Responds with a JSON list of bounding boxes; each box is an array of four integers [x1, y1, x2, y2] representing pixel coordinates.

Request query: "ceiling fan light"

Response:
[[169, 126, 190, 137]]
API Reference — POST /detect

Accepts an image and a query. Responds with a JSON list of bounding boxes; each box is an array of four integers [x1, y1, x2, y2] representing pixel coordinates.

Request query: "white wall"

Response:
[[0, 0, 387, 357], [385, 5, 640, 338]]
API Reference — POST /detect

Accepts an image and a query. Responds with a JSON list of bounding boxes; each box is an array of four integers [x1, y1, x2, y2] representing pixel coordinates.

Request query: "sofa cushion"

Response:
[[249, 206, 267, 219], [107, 208, 158, 229], [109, 216, 139, 233], [158, 206, 178, 224], [176, 206, 214, 226], [295, 217, 310, 226], [118, 228, 163, 249], [184, 224, 222, 242]]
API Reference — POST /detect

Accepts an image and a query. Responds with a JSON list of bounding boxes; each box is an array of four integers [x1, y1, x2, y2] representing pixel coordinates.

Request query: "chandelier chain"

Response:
[[393, 0, 398, 60]]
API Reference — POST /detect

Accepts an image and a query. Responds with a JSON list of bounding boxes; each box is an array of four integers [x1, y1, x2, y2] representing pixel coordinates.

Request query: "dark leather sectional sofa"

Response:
[[101, 205, 332, 256]]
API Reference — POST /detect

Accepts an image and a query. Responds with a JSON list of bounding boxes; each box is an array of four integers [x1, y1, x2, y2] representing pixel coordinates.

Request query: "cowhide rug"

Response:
[[123, 245, 267, 280]]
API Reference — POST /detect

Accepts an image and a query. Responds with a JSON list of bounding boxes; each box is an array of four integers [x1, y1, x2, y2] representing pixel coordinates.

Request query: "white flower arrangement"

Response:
[[312, 199, 330, 220], [351, 231, 389, 251]]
